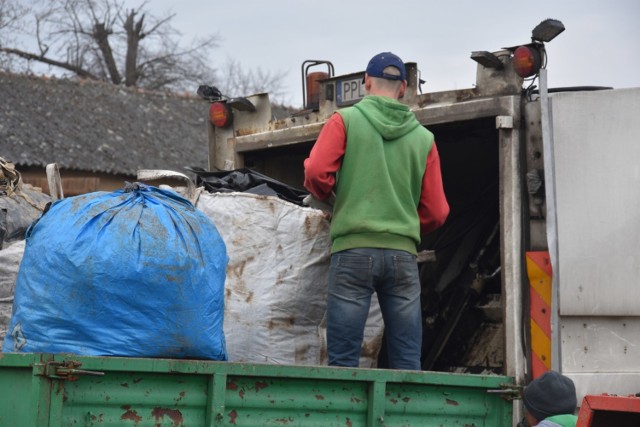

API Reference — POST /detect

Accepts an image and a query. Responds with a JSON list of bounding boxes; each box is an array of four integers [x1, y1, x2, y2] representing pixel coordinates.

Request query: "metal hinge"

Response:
[[486, 383, 522, 401], [34, 360, 105, 381]]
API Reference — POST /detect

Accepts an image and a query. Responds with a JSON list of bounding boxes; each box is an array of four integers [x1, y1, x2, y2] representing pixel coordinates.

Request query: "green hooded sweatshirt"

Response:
[[331, 95, 433, 254], [538, 414, 578, 427]]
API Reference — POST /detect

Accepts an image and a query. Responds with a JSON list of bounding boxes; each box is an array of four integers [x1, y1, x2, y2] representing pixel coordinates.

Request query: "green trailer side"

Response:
[[0, 353, 515, 426]]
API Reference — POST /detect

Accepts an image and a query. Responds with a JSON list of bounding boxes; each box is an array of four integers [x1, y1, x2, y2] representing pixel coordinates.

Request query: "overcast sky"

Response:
[[154, 0, 638, 107]]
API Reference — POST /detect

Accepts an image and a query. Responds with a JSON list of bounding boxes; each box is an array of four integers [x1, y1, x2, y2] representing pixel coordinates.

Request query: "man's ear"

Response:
[[364, 74, 372, 91], [398, 80, 408, 98]]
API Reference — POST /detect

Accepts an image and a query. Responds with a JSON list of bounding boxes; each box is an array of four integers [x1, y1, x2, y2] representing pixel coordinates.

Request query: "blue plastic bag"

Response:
[[3, 183, 228, 360]]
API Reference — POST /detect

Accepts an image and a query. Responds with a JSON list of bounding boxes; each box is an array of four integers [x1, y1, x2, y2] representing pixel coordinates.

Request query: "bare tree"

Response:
[[0, 0, 28, 71], [218, 57, 290, 106], [0, 0, 27, 40], [0, 0, 11, 30], [0, 0, 287, 96]]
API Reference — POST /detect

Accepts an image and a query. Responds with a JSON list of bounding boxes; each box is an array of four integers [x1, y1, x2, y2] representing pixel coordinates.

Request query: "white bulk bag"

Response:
[[0, 240, 26, 349], [196, 191, 383, 367]]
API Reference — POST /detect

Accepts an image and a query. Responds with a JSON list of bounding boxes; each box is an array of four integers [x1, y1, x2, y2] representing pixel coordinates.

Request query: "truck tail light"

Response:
[[209, 102, 233, 128], [513, 45, 543, 78]]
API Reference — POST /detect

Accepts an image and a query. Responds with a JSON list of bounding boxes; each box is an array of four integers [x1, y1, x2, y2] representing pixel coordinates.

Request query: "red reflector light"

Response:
[[513, 45, 542, 78], [209, 102, 232, 128]]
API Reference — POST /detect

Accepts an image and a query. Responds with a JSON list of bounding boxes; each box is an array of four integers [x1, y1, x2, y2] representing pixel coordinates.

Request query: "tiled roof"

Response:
[[0, 72, 210, 176]]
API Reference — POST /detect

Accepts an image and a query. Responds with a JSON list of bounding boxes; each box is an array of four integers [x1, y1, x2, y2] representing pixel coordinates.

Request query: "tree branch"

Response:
[[123, 8, 142, 86], [92, 20, 120, 84], [0, 47, 99, 79]]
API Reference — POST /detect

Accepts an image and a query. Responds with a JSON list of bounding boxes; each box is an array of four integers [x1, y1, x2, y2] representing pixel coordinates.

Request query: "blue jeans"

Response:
[[326, 248, 422, 370]]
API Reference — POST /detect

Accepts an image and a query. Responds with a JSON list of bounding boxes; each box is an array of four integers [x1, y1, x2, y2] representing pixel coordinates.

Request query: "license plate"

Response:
[[336, 77, 366, 106]]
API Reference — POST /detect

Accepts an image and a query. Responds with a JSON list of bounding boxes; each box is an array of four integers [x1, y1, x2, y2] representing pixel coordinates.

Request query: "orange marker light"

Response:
[[209, 102, 233, 128], [513, 45, 542, 78]]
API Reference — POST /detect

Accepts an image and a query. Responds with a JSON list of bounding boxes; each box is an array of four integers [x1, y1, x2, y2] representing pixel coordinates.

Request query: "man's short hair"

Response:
[[382, 66, 401, 78], [371, 67, 403, 91]]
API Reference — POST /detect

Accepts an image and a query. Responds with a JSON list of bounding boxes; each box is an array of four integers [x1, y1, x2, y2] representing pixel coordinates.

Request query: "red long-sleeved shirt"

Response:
[[304, 113, 449, 234]]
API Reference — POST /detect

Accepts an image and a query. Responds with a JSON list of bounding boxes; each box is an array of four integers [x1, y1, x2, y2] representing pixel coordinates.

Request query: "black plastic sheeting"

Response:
[[186, 167, 309, 206], [0, 191, 51, 249]]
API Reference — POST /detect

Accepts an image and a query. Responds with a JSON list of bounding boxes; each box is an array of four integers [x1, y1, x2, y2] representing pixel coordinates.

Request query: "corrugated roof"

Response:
[[0, 72, 210, 176]]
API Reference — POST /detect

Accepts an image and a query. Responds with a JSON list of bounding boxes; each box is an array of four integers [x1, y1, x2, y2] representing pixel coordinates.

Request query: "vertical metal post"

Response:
[[30, 367, 54, 426], [538, 69, 561, 370], [47, 380, 65, 425], [207, 120, 216, 172], [497, 96, 525, 425], [367, 380, 386, 427], [498, 97, 526, 383], [206, 372, 227, 427], [46, 163, 64, 200]]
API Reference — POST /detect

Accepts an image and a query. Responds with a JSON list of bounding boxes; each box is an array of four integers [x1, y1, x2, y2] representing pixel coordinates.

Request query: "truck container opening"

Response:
[[237, 116, 504, 375]]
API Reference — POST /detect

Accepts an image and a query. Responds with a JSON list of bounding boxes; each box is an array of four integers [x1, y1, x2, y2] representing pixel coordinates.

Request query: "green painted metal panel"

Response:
[[0, 364, 40, 425], [0, 353, 514, 426], [0, 353, 54, 426]]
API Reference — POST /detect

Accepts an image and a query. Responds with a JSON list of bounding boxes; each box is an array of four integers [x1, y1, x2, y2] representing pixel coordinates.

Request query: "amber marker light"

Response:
[[513, 45, 543, 78], [209, 102, 233, 128]]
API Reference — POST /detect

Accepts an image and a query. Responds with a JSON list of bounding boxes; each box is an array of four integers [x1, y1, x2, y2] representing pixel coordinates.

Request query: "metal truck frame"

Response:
[[204, 25, 640, 412]]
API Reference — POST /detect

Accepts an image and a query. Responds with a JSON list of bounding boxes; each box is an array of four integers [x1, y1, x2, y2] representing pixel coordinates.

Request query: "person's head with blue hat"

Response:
[[363, 52, 407, 100]]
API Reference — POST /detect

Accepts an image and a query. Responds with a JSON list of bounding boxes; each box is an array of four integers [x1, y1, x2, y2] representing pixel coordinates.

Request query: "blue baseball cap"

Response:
[[365, 52, 406, 81]]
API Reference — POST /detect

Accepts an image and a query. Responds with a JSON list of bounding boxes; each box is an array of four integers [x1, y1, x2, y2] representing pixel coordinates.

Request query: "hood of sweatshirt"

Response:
[[353, 95, 420, 141]]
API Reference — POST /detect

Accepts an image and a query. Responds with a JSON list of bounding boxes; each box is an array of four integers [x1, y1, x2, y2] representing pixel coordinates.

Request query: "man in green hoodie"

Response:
[[304, 52, 449, 370]]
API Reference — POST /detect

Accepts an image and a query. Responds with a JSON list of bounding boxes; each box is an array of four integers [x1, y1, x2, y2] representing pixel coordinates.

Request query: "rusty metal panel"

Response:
[[577, 394, 640, 427], [0, 353, 515, 426]]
